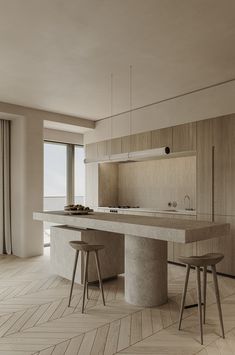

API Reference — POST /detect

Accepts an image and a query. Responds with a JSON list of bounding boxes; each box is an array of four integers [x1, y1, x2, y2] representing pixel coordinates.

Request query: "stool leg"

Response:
[[82, 251, 89, 313], [86, 260, 89, 301], [178, 264, 190, 330], [94, 250, 105, 306], [68, 250, 79, 307], [203, 266, 207, 324], [211, 265, 225, 338], [196, 266, 203, 345], [86, 281, 89, 300]]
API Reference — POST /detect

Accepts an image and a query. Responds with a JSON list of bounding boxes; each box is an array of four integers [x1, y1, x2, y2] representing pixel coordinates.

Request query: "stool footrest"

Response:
[[184, 302, 204, 309]]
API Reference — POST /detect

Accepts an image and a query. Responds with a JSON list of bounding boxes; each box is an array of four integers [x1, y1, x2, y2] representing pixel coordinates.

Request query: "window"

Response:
[[43, 141, 85, 245], [44, 142, 67, 211]]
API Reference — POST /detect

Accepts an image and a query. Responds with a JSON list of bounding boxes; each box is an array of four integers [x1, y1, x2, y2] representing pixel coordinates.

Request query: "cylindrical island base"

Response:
[[125, 234, 168, 307]]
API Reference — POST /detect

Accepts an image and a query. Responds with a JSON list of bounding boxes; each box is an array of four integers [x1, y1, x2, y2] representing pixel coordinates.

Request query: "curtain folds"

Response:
[[0, 119, 12, 254]]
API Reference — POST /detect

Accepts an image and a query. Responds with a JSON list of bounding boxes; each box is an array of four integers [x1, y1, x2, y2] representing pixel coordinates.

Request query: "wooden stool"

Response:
[[68, 241, 105, 313], [178, 253, 225, 345]]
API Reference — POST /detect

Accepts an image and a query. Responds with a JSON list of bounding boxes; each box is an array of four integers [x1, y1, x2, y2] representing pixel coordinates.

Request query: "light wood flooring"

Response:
[[0, 249, 235, 354]]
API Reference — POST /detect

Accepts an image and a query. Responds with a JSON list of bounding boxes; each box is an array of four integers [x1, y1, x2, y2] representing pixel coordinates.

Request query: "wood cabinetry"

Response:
[[196, 214, 214, 270], [151, 127, 172, 149], [172, 122, 196, 152], [196, 214, 234, 275], [110, 137, 122, 155], [84, 116, 235, 276], [155, 212, 174, 262], [195, 116, 235, 276], [173, 214, 197, 262], [196, 119, 213, 214], [85, 163, 99, 207], [130, 132, 151, 152], [110, 136, 131, 155], [98, 163, 118, 207], [213, 115, 235, 216], [121, 136, 131, 153], [212, 215, 234, 275], [97, 140, 110, 160], [85, 122, 197, 161]]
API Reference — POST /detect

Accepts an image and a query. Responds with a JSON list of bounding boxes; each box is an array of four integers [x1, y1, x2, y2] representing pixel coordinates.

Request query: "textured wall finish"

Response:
[[118, 156, 196, 210], [51, 226, 124, 283]]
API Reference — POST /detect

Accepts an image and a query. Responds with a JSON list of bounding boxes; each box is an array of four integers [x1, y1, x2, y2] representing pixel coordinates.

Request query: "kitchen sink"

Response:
[[162, 209, 178, 212]]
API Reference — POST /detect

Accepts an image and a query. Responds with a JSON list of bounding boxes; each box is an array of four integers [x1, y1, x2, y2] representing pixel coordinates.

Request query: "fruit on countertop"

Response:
[[64, 204, 93, 212]]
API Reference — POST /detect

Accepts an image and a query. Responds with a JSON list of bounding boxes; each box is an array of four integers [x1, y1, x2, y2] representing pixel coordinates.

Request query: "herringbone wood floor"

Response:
[[0, 249, 235, 354]]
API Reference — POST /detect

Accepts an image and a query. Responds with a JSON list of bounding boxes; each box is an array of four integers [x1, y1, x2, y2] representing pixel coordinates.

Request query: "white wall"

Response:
[[11, 115, 44, 257], [0, 103, 90, 257], [85, 80, 235, 143], [44, 128, 84, 145]]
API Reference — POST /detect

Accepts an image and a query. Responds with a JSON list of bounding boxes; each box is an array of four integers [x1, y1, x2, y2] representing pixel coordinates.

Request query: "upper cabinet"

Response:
[[85, 142, 98, 161], [121, 136, 131, 153], [172, 122, 196, 153], [151, 127, 172, 149], [97, 140, 110, 160], [110, 137, 122, 155], [130, 131, 151, 152], [86, 140, 111, 161], [213, 115, 235, 216]]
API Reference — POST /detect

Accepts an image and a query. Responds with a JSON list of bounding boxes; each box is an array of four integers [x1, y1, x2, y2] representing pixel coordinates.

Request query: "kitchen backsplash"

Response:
[[118, 155, 196, 210]]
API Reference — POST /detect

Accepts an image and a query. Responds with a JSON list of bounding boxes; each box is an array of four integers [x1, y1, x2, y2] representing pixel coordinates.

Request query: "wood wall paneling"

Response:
[[151, 127, 173, 149], [156, 212, 175, 262], [172, 122, 196, 152], [110, 137, 122, 155], [173, 214, 197, 262], [118, 156, 196, 210], [212, 215, 234, 275], [196, 119, 213, 214], [121, 135, 131, 153], [85, 163, 99, 208], [97, 140, 109, 160], [130, 132, 151, 152], [84, 115, 235, 276], [98, 163, 119, 207], [196, 214, 214, 264], [213, 115, 235, 216]]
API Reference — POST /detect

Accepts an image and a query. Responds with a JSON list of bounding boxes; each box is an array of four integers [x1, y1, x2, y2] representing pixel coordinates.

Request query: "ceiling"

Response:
[[0, 0, 235, 120]]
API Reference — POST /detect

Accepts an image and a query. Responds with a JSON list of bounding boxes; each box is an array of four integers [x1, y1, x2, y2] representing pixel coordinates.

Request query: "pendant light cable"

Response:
[[110, 72, 113, 140], [129, 65, 133, 136]]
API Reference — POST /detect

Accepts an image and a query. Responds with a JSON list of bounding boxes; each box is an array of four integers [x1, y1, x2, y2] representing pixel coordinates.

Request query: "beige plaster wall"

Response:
[[118, 156, 196, 210]]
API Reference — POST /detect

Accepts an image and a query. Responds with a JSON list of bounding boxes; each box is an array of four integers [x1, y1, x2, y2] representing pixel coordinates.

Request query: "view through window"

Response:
[[43, 142, 85, 245], [75, 145, 85, 205]]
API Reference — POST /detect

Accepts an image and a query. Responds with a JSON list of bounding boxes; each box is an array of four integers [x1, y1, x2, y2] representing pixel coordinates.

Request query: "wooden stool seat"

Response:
[[68, 241, 105, 313], [69, 242, 104, 252], [178, 253, 225, 345], [178, 253, 224, 267], [69, 241, 88, 249]]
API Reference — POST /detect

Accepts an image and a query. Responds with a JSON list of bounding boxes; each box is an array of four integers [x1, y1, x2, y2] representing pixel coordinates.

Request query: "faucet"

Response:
[[184, 195, 191, 210]]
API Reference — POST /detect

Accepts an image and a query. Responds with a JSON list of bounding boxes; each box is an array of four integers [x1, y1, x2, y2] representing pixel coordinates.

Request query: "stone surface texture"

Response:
[[51, 225, 124, 283], [34, 211, 230, 243], [125, 234, 168, 306]]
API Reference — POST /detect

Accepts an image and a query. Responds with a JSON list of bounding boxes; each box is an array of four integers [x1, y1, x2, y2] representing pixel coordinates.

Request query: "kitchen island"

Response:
[[34, 211, 230, 307]]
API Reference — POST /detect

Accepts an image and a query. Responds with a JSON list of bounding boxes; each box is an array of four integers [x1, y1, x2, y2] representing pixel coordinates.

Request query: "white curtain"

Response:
[[0, 119, 12, 254]]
